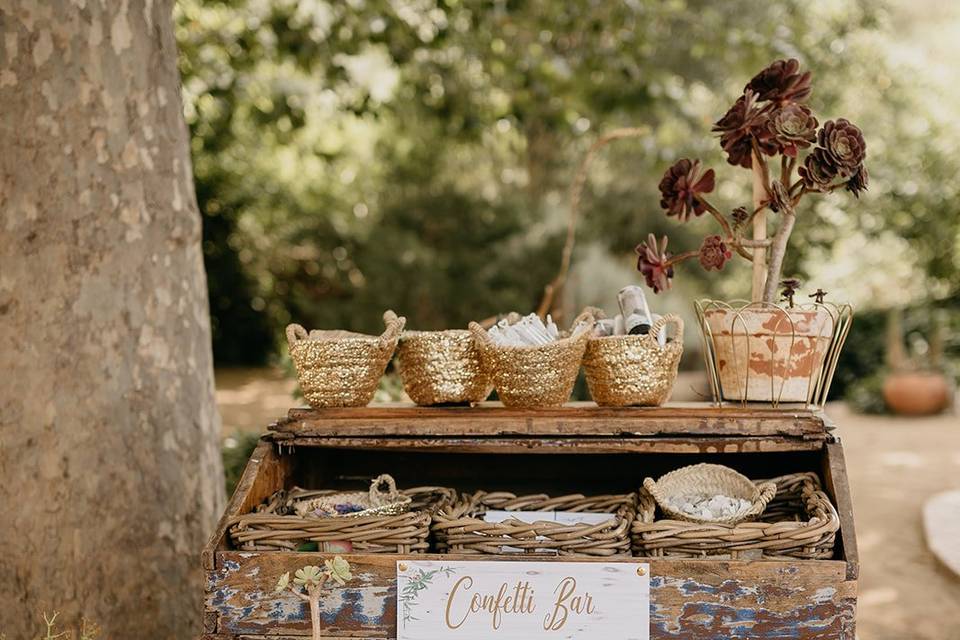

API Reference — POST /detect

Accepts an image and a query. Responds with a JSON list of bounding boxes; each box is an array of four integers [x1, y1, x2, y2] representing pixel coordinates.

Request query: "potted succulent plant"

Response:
[[636, 59, 865, 403]]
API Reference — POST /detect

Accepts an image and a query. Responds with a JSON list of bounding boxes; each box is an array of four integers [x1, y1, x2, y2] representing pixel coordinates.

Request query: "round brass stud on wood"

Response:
[[636, 566, 646, 576]]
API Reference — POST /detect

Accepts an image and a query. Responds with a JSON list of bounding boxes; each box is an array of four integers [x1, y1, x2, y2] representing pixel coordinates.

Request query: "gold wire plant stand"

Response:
[[694, 299, 853, 408]]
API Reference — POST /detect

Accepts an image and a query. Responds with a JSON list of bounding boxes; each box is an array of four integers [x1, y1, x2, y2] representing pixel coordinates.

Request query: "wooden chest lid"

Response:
[[268, 401, 831, 440]]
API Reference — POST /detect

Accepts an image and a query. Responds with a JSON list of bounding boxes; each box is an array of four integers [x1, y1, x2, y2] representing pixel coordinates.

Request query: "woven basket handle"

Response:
[[744, 481, 778, 519], [468, 321, 493, 351], [379, 310, 406, 348], [648, 313, 684, 347], [571, 307, 600, 329], [641, 477, 661, 502], [369, 474, 401, 506], [285, 324, 309, 348]]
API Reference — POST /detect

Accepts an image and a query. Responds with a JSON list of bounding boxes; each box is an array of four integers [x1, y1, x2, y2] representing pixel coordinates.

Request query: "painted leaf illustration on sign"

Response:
[[399, 565, 456, 627]]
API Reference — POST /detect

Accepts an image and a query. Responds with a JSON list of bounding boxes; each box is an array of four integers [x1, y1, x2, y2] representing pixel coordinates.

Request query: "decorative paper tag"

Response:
[[396, 560, 649, 640]]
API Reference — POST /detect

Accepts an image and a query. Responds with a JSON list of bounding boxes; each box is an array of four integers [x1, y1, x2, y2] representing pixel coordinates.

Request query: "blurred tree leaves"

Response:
[[176, 0, 959, 362]]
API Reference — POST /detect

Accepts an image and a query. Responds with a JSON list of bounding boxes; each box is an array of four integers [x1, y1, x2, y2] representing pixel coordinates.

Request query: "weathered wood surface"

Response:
[[822, 441, 859, 579], [275, 435, 824, 454], [205, 552, 856, 638], [272, 402, 830, 439], [203, 440, 290, 570]]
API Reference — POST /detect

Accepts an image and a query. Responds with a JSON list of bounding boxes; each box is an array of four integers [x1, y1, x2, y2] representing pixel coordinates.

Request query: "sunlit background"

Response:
[[175, 1, 960, 637]]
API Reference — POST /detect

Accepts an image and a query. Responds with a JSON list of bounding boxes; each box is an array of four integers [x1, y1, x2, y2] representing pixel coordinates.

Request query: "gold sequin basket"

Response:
[[286, 310, 405, 409], [396, 330, 492, 405], [582, 313, 684, 406], [468, 310, 594, 409]]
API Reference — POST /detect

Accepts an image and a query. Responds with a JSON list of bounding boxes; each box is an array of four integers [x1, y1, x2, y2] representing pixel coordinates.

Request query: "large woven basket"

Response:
[[229, 485, 455, 553], [396, 330, 492, 405], [287, 310, 405, 409], [468, 311, 594, 409], [633, 472, 840, 560], [583, 314, 684, 407], [433, 491, 635, 557], [643, 463, 777, 525]]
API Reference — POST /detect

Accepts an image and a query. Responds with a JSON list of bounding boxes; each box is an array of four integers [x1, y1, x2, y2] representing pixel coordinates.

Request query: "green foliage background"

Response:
[[176, 0, 960, 372]]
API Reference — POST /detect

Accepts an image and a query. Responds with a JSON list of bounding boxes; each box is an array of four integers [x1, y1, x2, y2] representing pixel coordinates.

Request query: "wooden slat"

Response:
[[272, 402, 828, 440], [202, 440, 291, 570], [206, 552, 856, 638], [823, 440, 859, 580], [277, 435, 824, 454]]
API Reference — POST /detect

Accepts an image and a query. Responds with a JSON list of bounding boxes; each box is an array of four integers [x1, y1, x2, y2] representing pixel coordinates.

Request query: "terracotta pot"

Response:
[[700, 305, 836, 403], [882, 371, 952, 416]]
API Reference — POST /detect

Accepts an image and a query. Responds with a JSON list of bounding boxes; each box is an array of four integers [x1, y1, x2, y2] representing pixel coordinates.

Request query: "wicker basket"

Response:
[[291, 474, 411, 518], [632, 472, 840, 560], [642, 463, 776, 525], [396, 330, 492, 405], [583, 314, 684, 407], [229, 485, 455, 553], [468, 311, 594, 409], [286, 310, 405, 409], [433, 491, 635, 557]]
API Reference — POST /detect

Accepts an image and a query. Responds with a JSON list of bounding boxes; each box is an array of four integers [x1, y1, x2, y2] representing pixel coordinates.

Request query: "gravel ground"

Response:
[[215, 369, 960, 639], [827, 403, 960, 640]]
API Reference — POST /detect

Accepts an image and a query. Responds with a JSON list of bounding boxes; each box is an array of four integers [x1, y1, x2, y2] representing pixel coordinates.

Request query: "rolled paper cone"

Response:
[[595, 318, 615, 336], [625, 312, 650, 335], [618, 286, 653, 326], [545, 314, 559, 339]]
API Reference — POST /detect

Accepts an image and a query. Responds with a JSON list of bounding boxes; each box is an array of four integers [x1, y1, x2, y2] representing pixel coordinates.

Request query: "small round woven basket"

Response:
[[396, 330, 492, 405], [642, 463, 777, 525], [291, 474, 412, 518], [468, 310, 594, 409], [287, 310, 405, 409], [583, 314, 684, 407]]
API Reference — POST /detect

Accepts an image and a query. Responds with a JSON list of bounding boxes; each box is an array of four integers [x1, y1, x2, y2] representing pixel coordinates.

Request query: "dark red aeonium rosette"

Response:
[[799, 118, 866, 190], [712, 91, 778, 168], [745, 58, 812, 104], [698, 235, 732, 271], [658, 159, 715, 221], [636, 234, 675, 293]]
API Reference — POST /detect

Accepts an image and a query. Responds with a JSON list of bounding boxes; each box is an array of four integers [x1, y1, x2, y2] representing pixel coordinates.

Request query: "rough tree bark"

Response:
[[0, 2, 225, 638]]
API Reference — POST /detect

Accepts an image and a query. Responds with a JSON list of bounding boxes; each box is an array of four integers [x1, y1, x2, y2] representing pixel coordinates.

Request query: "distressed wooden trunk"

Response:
[[202, 403, 858, 639]]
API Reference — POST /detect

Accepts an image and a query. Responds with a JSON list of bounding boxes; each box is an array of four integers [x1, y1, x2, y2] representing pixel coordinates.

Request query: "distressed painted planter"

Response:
[[202, 403, 858, 639], [698, 303, 843, 404]]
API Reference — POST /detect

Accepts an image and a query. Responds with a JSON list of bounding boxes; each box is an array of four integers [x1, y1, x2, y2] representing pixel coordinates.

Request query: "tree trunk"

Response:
[[0, 2, 225, 638]]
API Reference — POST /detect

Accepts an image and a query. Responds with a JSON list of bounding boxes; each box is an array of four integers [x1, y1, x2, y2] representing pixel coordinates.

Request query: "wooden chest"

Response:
[[201, 403, 858, 639]]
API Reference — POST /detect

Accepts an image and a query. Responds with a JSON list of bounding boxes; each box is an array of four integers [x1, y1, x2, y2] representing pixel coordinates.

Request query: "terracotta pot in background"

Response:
[[882, 371, 953, 416]]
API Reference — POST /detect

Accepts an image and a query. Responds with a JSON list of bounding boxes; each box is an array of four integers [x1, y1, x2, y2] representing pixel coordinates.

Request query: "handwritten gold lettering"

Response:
[[445, 576, 474, 629], [542, 577, 596, 630], [444, 578, 538, 630]]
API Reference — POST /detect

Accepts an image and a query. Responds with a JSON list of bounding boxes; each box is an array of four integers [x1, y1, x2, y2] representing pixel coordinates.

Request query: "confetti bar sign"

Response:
[[396, 560, 649, 640]]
